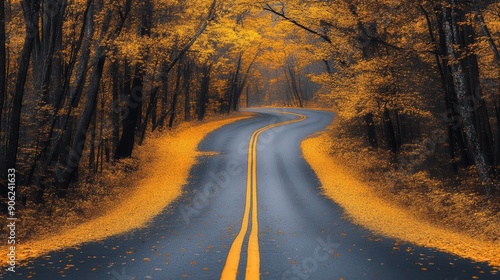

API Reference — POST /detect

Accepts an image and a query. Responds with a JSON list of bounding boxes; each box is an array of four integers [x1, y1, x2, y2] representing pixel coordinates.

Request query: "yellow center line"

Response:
[[221, 111, 307, 280]]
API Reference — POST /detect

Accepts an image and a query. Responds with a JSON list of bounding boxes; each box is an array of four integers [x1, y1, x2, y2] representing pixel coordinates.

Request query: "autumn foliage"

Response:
[[0, 0, 499, 234]]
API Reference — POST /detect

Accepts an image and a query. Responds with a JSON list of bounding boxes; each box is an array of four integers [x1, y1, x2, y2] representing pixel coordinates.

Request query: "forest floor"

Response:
[[6, 112, 254, 263], [302, 119, 500, 268]]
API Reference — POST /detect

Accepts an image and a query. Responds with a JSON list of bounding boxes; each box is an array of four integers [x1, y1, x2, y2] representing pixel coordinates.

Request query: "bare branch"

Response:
[[263, 3, 332, 44]]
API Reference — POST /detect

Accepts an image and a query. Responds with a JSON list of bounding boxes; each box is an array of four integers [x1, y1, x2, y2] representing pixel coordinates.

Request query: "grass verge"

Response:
[[302, 124, 500, 269]]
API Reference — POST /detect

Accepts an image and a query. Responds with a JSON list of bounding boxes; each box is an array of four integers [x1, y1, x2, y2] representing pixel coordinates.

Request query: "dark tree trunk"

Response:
[[5, 0, 40, 175], [47, 0, 65, 106], [494, 101, 500, 165], [0, 0, 6, 139], [430, 3, 474, 169], [198, 65, 211, 121], [283, 69, 294, 106], [89, 110, 96, 170], [232, 51, 259, 111], [447, 126, 459, 173], [421, 4, 461, 172], [172, 60, 192, 127], [29, 0, 86, 183], [184, 63, 192, 121], [59, 117, 74, 166], [114, 0, 152, 158], [157, 58, 172, 130], [138, 86, 159, 145], [111, 58, 120, 157], [57, 47, 106, 188], [169, 62, 183, 128], [393, 110, 403, 147], [157, 74, 168, 129], [229, 55, 242, 112], [364, 113, 378, 148], [32, 0, 94, 184], [53, 2, 129, 189], [114, 63, 144, 159], [246, 85, 250, 108], [383, 108, 398, 153], [461, 20, 494, 166], [31, 0, 66, 116], [151, 87, 158, 127], [287, 65, 303, 108], [26, 1, 95, 190], [441, 1, 491, 188]]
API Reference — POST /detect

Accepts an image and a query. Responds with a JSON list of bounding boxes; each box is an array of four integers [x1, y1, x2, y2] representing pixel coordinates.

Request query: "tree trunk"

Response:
[[36, 0, 94, 176], [89, 110, 96, 170], [111, 58, 120, 157], [283, 69, 294, 106], [151, 87, 158, 127], [184, 63, 191, 121], [5, 0, 40, 175], [430, 3, 473, 169], [394, 110, 403, 147], [422, 4, 461, 171], [157, 73, 168, 129], [383, 108, 398, 153], [46, 0, 66, 106], [32, 0, 66, 112], [138, 86, 159, 145], [24, 0, 94, 190], [442, 2, 491, 188], [229, 54, 242, 112], [57, 46, 106, 189], [494, 101, 500, 165], [232, 51, 259, 111], [447, 126, 459, 173], [461, 20, 494, 166], [364, 113, 378, 148], [114, 62, 144, 159], [286, 64, 303, 108], [198, 65, 211, 121], [169, 62, 183, 128], [246, 85, 250, 108], [114, 0, 152, 158], [0, 0, 6, 139], [53, 2, 128, 189]]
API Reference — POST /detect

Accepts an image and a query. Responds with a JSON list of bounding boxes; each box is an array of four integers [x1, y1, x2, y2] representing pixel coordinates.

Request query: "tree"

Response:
[[58, 1, 132, 189], [0, 0, 6, 140], [5, 0, 41, 180], [439, 0, 492, 187], [114, 0, 152, 159]]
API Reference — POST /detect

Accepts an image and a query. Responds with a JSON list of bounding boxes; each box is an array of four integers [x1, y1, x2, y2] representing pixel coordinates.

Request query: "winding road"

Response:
[[2, 108, 496, 279]]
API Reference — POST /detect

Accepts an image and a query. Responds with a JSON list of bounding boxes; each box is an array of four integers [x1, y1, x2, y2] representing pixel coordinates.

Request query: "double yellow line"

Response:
[[221, 111, 307, 280]]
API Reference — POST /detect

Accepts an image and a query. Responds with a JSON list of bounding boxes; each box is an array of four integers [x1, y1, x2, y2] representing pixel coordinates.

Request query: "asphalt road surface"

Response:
[[2, 108, 497, 279]]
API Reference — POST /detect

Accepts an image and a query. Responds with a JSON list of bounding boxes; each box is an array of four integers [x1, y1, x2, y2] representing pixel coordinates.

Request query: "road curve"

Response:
[[2, 108, 496, 279]]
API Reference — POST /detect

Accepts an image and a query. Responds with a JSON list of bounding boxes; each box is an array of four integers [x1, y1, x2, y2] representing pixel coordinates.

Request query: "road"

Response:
[[2, 108, 496, 279]]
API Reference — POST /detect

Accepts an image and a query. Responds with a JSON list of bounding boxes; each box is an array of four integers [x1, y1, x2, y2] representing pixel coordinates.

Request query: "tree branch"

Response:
[[263, 4, 332, 44]]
